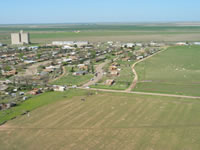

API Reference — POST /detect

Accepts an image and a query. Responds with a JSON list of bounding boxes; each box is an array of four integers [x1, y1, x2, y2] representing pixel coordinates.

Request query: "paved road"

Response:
[[82, 60, 110, 88]]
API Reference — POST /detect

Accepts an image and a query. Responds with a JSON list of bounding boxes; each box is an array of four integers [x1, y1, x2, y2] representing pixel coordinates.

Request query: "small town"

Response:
[[1, 30, 199, 110], [1, 1, 200, 149]]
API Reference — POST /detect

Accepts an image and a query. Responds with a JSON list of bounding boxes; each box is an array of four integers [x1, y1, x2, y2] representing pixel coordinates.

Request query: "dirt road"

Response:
[[78, 87, 200, 99], [126, 48, 168, 92], [22, 61, 51, 76], [50, 66, 66, 83], [82, 60, 110, 88], [79, 47, 200, 99]]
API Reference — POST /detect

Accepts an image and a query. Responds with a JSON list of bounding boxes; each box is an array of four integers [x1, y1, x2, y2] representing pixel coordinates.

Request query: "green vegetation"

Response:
[[1, 91, 200, 149], [134, 45, 200, 96], [51, 66, 93, 86], [91, 60, 134, 90], [2, 24, 200, 44], [0, 89, 89, 125]]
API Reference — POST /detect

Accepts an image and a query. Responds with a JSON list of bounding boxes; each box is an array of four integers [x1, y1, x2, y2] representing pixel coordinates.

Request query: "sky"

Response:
[[1, 0, 200, 24]]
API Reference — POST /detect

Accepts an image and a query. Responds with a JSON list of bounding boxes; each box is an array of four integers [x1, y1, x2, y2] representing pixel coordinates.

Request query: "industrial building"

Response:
[[11, 30, 30, 45]]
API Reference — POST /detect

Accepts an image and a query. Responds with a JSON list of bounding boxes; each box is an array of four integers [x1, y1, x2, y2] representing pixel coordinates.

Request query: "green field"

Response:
[[1, 90, 200, 149], [134, 46, 200, 96], [2, 24, 200, 44], [51, 66, 93, 86], [0, 90, 90, 125]]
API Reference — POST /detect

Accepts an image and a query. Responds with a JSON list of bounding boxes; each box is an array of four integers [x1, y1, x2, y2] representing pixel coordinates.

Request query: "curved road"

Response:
[[126, 49, 166, 92], [82, 60, 110, 88], [80, 47, 200, 99]]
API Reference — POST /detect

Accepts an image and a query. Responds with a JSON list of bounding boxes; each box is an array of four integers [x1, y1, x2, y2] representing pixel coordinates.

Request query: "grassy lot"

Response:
[[51, 66, 93, 86], [91, 60, 134, 90], [134, 45, 200, 96], [0, 89, 90, 125], [1, 91, 200, 149]]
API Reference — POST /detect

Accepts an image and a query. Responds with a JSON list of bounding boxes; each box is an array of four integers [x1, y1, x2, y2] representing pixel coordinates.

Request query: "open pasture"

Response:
[[134, 46, 200, 96], [1, 90, 200, 149]]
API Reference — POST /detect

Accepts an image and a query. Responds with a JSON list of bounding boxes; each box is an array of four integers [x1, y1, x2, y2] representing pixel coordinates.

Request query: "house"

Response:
[[149, 42, 158, 47], [110, 70, 119, 76], [109, 65, 117, 71], [0, 80, 12, 84], [53, 85, 66, 92], [24, 60, 36, 64], [176, 42, 187, 46], [62, 45, 74, 50], [0, 102, 17, 110], [52, 41, 74, 46], [69, 56, 78, 61], [62, 58, 72, 63], [193, 42, 200, 45], [78, 64, 88, 70], [28, 46, 39, 50], [123, 43, 135, 48], [136, 56, 144, 60], [28, 88, 42, 95], [75, 41, 89, 47], [2, 69, 17, 77], [122, 57, 130, 61], [136, 43, 143, 47], [0, 84, 8, 91], [45, 65, 61, 70], [44, 68, 54, 73], [105, 79, 115, 86], [73, 70, 88, 76]]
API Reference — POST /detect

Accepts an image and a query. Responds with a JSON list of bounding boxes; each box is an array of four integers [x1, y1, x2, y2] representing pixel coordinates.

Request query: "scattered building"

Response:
[[176, 42, 187, 46], [136, 56, 144, 60], [105, 79, 115, 86], [193, 42, 200, 45], [73, 70, 88, 76], [53, 85, 66, 92], [28, 88, 42, 95]]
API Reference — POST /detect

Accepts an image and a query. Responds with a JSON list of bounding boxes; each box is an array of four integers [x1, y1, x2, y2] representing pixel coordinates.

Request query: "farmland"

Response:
[[1, 90, 200, 149], [134, 45, 200, 96], [2, 24, 200, 44]]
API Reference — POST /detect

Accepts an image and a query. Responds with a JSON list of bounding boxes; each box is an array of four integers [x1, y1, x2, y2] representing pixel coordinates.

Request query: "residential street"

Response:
[[82, 60, 110, 88]]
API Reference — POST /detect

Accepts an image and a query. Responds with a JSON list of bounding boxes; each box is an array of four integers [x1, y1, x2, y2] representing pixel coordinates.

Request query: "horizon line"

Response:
[[1, 21, 200, 26]]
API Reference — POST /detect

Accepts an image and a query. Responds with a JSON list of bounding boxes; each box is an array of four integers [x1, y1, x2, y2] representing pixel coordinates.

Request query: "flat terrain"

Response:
[[2, 24, 200, 44], [1, 90, 200, 149], [134, 45, 200, 96]]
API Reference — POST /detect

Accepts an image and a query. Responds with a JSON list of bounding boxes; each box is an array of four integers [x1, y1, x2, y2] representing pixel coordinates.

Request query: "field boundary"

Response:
[[126, 47, 168, 92], [78, 87, 200, 99]]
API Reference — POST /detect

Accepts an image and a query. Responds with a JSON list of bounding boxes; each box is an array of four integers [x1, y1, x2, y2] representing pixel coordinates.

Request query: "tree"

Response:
[[70, 67, 75, 73], [87, 65, 90, 72], [91, 64, 94, 74], [91, 51, 96, 59]]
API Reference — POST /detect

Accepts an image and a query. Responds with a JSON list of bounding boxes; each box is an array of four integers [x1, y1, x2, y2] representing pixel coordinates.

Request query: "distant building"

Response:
[[176, 42, 187, 46], [11, 30, 30, 45], [52, 41, 89, 47], [193, 42, 200, 45]]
